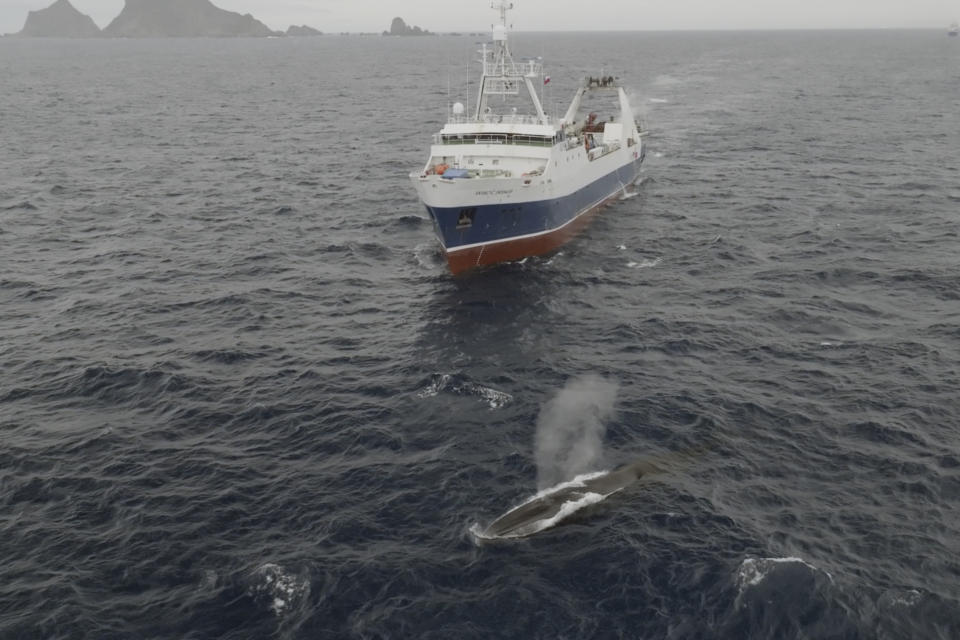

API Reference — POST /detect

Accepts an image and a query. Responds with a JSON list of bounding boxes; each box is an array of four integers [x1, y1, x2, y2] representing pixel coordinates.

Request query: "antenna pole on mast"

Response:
[[491, 1, 514, 27]]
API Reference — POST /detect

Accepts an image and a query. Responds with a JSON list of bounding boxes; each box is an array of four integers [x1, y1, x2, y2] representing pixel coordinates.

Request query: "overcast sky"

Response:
[[2, 0, 957, 35]]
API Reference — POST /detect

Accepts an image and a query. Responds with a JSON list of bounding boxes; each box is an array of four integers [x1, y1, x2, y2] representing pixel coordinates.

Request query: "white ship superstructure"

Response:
[[410, 1, 647, 274]]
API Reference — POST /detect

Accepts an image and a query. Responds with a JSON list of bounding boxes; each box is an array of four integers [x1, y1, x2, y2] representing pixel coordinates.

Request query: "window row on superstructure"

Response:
[[436, 132, 563, 148]]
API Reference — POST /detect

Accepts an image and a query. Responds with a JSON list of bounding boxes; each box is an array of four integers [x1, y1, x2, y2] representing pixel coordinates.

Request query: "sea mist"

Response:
[[534, 374, 619, 490]]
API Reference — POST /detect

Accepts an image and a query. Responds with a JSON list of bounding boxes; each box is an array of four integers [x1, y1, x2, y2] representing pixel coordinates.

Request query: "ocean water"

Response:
[[1, 30, 959, 639]]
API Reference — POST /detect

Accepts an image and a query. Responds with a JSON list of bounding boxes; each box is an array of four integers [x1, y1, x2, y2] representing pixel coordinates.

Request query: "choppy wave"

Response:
[[2, 30, 959, 640]]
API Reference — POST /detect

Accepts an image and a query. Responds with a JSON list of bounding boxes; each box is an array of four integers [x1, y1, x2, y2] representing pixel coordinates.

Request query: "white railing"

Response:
[[482, 59, 542, 78], [444, 113, 551, 126], [480, 113, 548, 125]]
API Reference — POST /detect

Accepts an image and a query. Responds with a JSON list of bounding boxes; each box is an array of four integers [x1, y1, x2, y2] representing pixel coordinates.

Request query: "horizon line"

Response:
[[5, 26, 953, 37]]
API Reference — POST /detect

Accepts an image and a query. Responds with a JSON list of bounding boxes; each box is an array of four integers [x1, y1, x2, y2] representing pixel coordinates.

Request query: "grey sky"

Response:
[[2, 0, 957, 35]]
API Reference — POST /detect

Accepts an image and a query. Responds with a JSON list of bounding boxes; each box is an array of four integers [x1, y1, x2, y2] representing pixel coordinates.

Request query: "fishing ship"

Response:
[[410, 1, 647, 274]]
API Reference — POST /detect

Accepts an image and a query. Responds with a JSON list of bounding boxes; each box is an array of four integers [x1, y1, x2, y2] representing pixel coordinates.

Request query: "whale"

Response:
[[480, 458, 664, 539]]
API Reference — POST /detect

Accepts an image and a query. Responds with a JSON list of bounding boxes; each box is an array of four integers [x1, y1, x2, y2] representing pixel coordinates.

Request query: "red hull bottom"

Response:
[[444, 193, 621, 275]]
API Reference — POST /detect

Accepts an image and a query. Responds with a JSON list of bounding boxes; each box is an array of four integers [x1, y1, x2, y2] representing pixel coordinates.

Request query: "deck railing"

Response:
[[446, 113, 550, 126], [482, 59, 542, 78]]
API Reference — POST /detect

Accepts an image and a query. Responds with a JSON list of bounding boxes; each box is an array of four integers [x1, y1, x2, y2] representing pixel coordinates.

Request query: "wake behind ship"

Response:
[[410, 1, 647, 275]]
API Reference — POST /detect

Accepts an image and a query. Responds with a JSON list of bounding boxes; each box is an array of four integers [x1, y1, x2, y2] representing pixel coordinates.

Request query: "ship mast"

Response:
[[473, 1, 548, 125], [493, 0, 513, 70]]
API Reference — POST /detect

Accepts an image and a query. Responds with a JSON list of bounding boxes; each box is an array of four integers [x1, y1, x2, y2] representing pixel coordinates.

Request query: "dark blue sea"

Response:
[[2, 30, 959, 639]]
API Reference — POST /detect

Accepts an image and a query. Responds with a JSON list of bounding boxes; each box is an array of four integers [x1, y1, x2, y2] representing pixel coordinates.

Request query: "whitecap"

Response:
[[249, 563, 310, 617], [416, 373, 513, 409], [736, 556, 833, 595], [198, 569, 219, 593], [880, 588, 922, 608], [627, 257, 662, 269]]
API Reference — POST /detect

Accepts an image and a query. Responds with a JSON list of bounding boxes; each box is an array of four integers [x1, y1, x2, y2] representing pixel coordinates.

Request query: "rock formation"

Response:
[[286, 25, 322, 37], [18, 0, 101, 38], [103, 0, 277, 38], [384, 17, 431, 36]]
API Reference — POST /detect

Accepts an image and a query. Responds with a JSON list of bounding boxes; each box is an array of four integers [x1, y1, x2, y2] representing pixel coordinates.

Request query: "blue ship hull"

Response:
[[423, 153, 644, 272]]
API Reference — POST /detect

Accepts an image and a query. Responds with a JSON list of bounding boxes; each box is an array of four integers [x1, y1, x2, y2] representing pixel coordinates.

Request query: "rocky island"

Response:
[[103, 0, 277, 37], [285, 25, 323, 37], [17, 0, 101, 37], [14, 0, 334, 39], [384, 17, 432, 36]]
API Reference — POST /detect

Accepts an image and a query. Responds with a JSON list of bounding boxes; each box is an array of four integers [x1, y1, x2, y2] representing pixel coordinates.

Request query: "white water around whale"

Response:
[[471, 469, 613, 541]]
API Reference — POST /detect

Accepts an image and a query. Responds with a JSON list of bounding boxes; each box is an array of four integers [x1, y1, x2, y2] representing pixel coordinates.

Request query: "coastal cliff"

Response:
[[103, 0, 277, 38], [18, 0, 101, 38]]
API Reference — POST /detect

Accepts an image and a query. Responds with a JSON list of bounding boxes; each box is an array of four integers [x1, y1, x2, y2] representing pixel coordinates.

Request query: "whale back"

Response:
[[480, 448, 704, 540]]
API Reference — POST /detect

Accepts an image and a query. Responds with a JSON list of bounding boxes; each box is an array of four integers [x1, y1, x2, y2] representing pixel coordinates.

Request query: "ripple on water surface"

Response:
[[1, 31, 959, 640]]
